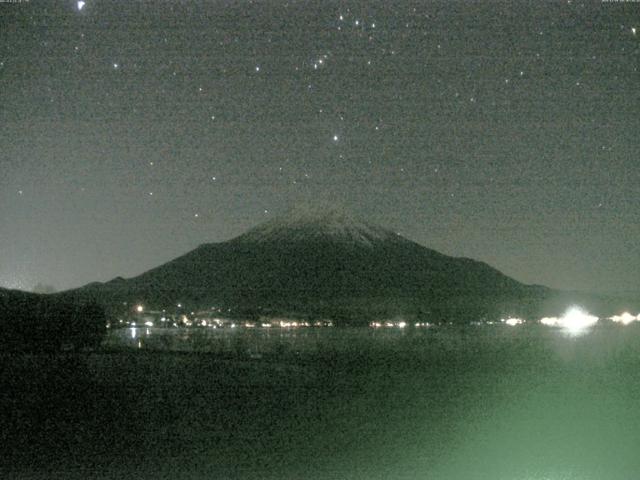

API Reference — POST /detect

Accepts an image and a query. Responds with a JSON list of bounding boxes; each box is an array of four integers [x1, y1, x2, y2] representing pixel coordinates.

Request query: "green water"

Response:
[[3, 324, 640, 479]]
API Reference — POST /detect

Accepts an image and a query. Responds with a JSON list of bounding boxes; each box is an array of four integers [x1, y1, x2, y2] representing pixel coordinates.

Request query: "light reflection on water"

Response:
[[97, 324, 640, 480], [111, 324, 416, 356]]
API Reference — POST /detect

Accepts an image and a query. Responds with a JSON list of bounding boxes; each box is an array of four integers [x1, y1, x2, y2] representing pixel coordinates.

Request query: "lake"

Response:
[[3, 323, 640, 479]]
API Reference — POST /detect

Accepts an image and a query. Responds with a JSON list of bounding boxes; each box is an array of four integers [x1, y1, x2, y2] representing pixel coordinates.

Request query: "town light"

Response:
[[610, 312, 637, 325], [560, 307, 598, 335], [136, 305, 144, 313], [503, 317, 523, 326], [539, 307, 598, 335]]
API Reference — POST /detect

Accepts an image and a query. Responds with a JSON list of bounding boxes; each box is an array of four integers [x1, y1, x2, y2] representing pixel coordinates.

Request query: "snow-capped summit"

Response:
[[232, 204, 401, 246]]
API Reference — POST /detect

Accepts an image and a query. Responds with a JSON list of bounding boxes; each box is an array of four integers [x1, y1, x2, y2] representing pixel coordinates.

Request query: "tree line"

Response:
[[0, 291, 106, 352]]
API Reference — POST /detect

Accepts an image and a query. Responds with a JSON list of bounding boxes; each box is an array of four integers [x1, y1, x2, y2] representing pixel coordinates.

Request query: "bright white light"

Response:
[[632, 27, 637, 35], [144, 321, 153, 327], [77, 1, 85, 11], [540, 316, 561, 327], [398, 321, 407, 328], [333, 134, 339, 142], [503, 317, 523, 326], [540, 307, 598, 335], [136, 305, 144, 313], [560, 307, 598, 335], [610, 312, 637, 325], [130, 328, 136, 339]]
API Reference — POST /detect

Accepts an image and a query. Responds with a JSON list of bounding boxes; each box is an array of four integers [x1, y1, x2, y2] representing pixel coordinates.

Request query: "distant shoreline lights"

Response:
[[540, 307, 598, 336], [609, 312, 639, 325]]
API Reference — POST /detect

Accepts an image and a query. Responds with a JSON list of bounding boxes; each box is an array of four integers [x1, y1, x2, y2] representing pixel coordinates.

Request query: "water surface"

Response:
[[3, 324, 640, 479]]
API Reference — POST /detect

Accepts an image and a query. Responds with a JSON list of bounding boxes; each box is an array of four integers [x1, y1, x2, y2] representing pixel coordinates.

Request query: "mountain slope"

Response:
[[62, 206, 560, 322]]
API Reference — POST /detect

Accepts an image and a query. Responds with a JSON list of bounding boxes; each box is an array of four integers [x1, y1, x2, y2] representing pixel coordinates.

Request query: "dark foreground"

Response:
[[3, 325, 640, 479]]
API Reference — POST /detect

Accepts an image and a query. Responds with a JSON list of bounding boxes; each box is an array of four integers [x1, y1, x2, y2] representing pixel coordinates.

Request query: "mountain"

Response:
[[59, 206, 635, 323]]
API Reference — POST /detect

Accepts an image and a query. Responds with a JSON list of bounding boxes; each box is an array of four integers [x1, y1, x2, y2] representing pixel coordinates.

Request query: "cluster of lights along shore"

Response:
[[123, 304, 640, 336]]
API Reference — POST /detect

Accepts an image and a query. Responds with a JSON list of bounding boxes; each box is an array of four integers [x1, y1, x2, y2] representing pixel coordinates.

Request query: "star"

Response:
[[113, 63, 119, 69], [77, 1, 85, 11], [333, 134, 339, 142]]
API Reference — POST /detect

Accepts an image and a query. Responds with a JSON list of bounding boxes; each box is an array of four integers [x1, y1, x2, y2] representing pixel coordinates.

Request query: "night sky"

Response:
[[1, 0, 638, 295]]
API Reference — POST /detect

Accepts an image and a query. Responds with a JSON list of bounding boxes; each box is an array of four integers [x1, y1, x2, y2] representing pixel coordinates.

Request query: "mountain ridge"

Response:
[[46, 206, 637, 323], [54, 207, 555, 322]]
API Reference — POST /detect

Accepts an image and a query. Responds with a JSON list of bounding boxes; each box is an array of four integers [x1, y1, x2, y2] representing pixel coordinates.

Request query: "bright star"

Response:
[[333, 134, 339, 142], [77, 1, 85, 11]]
